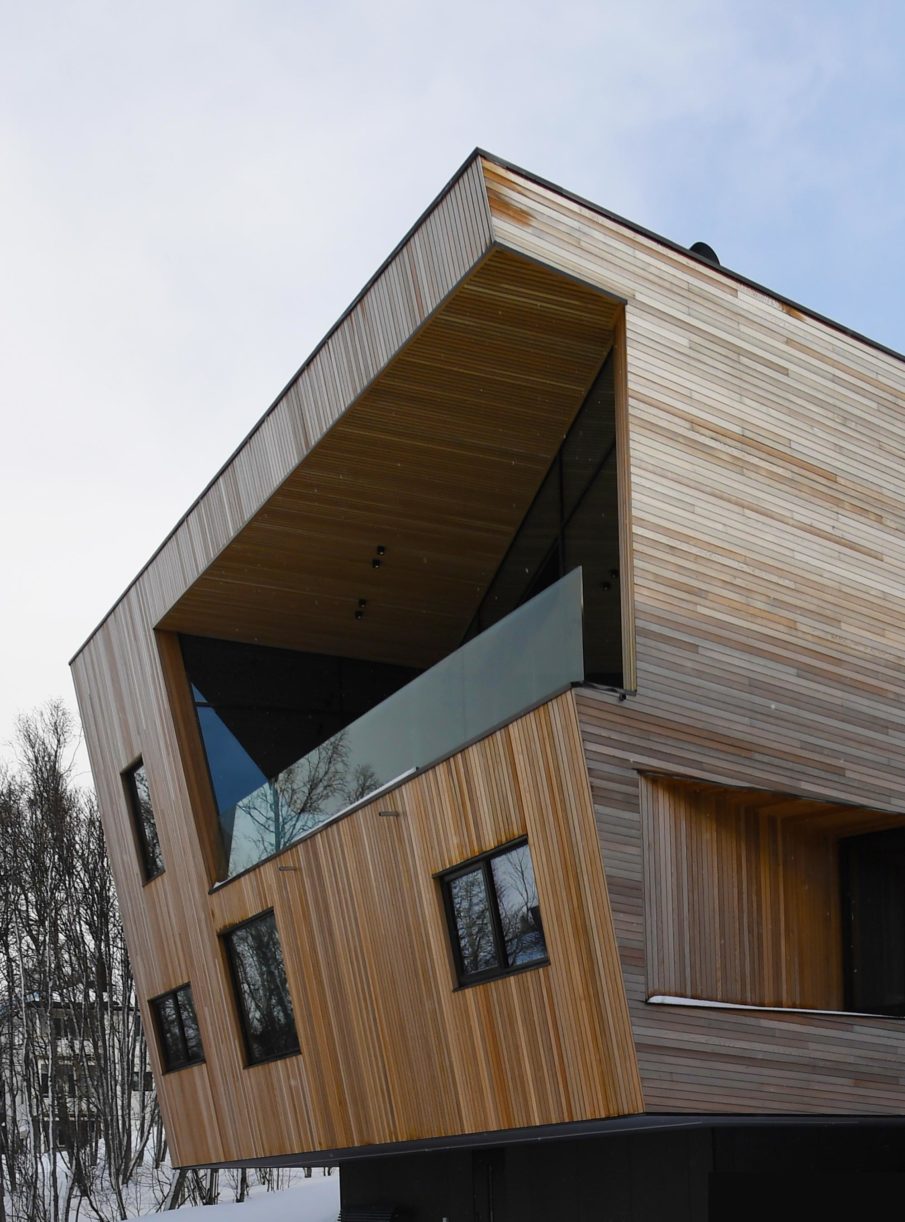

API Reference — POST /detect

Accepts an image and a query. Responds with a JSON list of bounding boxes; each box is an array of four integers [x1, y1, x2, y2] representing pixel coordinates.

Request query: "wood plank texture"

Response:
[[641, 775, 905, 1010], [158, 248, 619, 666], [70, 676, 641, 1166], [485, 156, 905, 1113], [75, 156, 495, 652], [576, 694, 905, 1115]]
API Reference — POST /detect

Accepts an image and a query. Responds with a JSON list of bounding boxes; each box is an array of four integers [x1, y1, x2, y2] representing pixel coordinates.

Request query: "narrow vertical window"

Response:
[[223, 910, 300, 1065], [123, 760, 165, 881], [441, 839, 548, 987], [149, 985, 204, 1071]]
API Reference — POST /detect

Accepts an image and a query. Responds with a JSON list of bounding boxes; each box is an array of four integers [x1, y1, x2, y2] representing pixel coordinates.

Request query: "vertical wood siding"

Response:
[[641, 775, 904, 1011], [71, 672, 641, 1164]]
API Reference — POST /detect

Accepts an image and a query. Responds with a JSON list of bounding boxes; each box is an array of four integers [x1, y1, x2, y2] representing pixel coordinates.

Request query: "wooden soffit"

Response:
[[644, 773, 905, 836], [159, 248, 622, 667]]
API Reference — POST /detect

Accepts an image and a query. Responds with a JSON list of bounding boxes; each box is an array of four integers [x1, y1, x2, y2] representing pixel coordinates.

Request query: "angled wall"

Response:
[[71, 158, 638, 1167], [477, 161, 905, 1114], [72, 152, 905, 1168]]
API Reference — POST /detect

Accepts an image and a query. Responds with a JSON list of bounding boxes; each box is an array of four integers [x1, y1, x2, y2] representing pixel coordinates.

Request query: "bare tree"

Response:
[[490, 846, 544, 965], [230, 730, 382, 871], [1, 704, 323, 1219], [448, 870, 497, 974], [0, 704, 158, 1221]]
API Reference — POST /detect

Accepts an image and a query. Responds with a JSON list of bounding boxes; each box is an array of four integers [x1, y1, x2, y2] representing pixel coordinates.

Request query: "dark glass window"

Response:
[[149, 985, 204, 1071], [223, 910, 300, 1065], [123, 760, 164, 881], [841, 829, 905, 1016], [441, 840, 548, 986], [466, 352, 622, 686]]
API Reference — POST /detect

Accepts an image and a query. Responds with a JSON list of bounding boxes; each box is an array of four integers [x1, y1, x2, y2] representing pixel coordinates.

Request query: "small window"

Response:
[[123, 760, 165, 881], [149, 985, 204, 1072], [440, 839, 548, 987], [223, 910, 300, 1065], [131, 1070, 154, 1093]]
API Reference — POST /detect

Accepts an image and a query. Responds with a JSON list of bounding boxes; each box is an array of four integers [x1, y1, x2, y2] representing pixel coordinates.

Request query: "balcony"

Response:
[[214, 568, 585, 880]]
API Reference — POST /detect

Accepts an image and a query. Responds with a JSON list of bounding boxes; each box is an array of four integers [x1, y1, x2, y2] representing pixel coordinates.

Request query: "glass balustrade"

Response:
[[217, 568, 585, 879]]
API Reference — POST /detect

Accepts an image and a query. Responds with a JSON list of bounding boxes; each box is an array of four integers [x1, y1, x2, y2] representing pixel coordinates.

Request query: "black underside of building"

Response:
[[333, 1120, 905, 1222]]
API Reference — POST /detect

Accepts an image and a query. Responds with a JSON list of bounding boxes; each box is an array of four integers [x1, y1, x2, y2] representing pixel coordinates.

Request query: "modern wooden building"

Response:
[[70, 152, 905, 1220]]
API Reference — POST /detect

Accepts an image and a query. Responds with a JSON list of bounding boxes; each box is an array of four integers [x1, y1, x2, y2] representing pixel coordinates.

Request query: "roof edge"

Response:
[[69, 148, 490, 665], [474, 147, 904, 368], [71, 147, 903, 666]]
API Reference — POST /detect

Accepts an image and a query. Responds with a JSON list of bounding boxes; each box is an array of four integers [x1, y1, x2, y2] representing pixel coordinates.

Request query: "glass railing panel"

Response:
[[220, 568, 584, 878]]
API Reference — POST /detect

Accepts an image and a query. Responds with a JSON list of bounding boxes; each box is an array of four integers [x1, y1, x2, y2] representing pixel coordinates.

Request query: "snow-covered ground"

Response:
[[135, 1174, 340, 1221]]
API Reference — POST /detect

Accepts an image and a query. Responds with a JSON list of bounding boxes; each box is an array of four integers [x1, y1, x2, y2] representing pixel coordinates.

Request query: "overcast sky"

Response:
[[1, 0, 902, 781]]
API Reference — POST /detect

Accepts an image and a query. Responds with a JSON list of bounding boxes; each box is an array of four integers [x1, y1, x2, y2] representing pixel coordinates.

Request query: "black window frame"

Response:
[[122, 758, 165, 882], [221, 909, 301, 1068], [148, 984, 205, 1073], [439, 837, 549, 988]]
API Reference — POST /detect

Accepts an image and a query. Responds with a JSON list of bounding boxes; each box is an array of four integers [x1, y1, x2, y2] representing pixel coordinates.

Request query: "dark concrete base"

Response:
[[340, 1124, 905, 1221]]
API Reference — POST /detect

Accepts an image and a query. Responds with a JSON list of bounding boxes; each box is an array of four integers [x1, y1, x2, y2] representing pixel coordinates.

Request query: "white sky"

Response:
[[1, 0, 902, 783]]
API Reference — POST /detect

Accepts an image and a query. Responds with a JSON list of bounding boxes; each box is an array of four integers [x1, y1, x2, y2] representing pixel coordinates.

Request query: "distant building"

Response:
[[71, 152, 905, 1221], [0, 993, 151, 1154]]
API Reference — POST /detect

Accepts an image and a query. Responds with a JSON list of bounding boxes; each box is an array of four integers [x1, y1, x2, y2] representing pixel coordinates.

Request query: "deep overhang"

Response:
[[71, 148, 903, 668], [158, 247, 621, 665]]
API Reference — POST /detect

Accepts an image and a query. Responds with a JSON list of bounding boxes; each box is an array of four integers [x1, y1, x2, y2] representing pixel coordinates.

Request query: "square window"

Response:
[[149, 985, 204, 1072], [123, 760, 165, 881], [441, 839, 548, 987], [222, 910, 300, 1065]]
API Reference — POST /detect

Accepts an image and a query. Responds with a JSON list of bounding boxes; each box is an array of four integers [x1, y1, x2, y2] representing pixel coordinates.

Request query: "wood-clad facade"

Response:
[[72, 151, 905, 1201], [476, 159, 905, 1117]]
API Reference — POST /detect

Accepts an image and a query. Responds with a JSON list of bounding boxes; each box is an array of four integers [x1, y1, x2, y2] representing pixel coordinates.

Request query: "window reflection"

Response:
[[224, 911, 300, 1064], [195, 694, 267, 817], [182, 638, 418, 875], [150, 985, 204, 1071], [490, 843, 546, 967], [449, 869, 499, 975], [180, 994, 203, 1062], [466, 351, 622, 685], [155, 994, 182, 1066], [442, 840, 548, 986], [124, 761, 164, 880]]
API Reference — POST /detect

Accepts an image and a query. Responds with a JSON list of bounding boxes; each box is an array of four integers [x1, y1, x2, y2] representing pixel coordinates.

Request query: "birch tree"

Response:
[[0, 703, 159, 1221]]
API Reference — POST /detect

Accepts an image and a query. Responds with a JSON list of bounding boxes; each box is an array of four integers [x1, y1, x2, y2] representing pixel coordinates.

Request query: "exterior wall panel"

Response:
[[71, 683, 640, 1166], [487, 157, 905, 1112]]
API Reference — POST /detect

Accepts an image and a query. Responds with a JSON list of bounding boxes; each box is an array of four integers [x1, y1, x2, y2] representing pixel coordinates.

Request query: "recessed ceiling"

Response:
[[159, 248, 622, 667]]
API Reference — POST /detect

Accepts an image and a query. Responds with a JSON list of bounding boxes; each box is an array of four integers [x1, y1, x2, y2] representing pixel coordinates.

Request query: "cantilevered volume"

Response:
[[71, 152, 905, 1220]]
